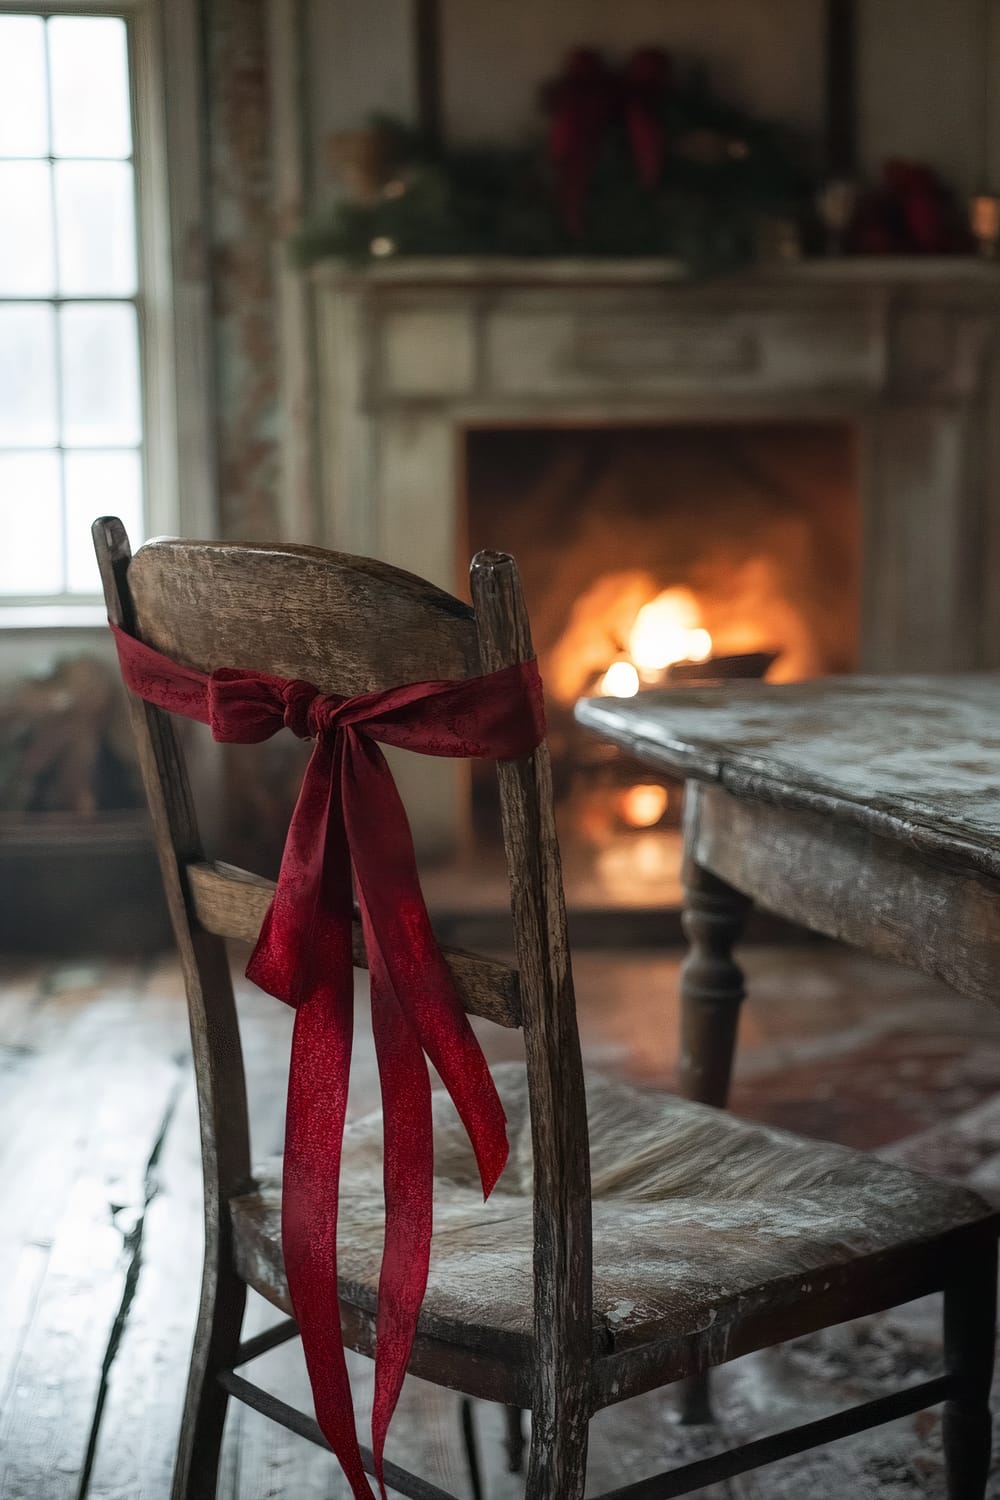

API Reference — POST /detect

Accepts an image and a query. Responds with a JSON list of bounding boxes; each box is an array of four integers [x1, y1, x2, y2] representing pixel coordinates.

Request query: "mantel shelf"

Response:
[[311, 254, 1000, 292]]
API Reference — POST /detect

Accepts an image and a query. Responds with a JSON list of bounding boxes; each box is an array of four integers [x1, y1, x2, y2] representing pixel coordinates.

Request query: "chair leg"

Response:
[[675, 1374, 714, 1427], [504, 1405, 526, 1473], [170, 1249, 247, 1500], [459, 1398, 484, 1500], [525, 1407, 588, 1500], [943, 1240, 997, 1500]]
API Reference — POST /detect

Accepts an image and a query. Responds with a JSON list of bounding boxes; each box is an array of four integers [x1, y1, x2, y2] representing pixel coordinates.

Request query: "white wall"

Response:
[[858, 0, 998, 197], [306, 0, 416, 180], [438, 0, 825, 147], [305, 0, 1000, 201]]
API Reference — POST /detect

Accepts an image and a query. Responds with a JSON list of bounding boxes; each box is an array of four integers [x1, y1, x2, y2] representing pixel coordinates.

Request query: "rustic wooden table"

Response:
[[576, 674, 1000, 1115]]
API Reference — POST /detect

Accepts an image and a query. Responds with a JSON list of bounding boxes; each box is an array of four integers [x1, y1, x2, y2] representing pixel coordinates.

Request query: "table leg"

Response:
[[677, 844, 751, 1424], [679, 854, 751, 1108]]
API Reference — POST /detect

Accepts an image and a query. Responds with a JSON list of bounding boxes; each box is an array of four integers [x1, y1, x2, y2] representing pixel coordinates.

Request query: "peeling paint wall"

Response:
[[200, 0, 312, 864], [205, 0, 283, 541]]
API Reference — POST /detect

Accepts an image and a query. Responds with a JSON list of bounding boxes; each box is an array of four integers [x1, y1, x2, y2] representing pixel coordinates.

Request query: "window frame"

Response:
[[0, 0, 214, 626]]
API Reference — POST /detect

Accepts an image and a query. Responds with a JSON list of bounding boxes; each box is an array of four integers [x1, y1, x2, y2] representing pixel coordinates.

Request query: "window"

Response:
[[0, 11, 146, 611]]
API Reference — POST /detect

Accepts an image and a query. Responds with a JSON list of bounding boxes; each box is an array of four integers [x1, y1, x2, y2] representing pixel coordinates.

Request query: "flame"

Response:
[[620, 783, 669, 827], [628, 588, 713, 672], [599, 660, 640, 697], [597, 587, 714, 697]]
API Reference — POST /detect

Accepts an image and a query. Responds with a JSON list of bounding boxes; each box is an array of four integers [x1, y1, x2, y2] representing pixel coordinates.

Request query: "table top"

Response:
[[575, 674, 1000, 879]]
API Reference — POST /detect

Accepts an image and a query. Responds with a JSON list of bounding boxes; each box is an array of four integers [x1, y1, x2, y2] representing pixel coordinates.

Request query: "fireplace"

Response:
[[464, 418, 860, 858], [314, 258, 1000, 864]]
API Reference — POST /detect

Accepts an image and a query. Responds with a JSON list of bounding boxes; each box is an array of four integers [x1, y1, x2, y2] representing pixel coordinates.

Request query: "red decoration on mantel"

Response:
[[848, 159, 971, 255], [109, 622, 546, 1500], [543, 47, 674, 236], [623, 47, 672, 189], [545, 48, 619, 236]]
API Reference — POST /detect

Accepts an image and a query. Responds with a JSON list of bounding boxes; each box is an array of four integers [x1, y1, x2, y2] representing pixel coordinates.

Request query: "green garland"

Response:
[[296, 80, 815, 278]]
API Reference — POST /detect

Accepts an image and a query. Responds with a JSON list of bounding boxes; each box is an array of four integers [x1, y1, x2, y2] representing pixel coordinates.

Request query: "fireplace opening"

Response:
[[463, 420, 861, 893]]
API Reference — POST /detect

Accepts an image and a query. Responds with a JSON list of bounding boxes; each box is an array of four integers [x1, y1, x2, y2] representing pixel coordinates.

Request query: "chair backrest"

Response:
[[92, 517, 594, 1403]]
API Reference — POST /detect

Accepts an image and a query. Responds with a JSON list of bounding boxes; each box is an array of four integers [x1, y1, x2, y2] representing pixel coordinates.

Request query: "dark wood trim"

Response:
[[187, 858, 523, 1027], [593, 1376, 955, 1500], [233, 1318, 300, 1367], [943, 1241, 997, 1493], [472, 550, 593, 1498], [678, 794, 751, 1109], [218, 1372, 460, 1500], [825, 0, 858, 175], [415, 0, 443, 145], [591, 1225, 997, 1409]]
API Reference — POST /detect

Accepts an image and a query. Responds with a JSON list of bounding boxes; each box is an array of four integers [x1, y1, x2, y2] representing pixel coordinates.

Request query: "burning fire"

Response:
[[629, 589, 712, 672], [620, 783, 670, 827], [599, 660, 640, 698], [598, 586, 713, 697]]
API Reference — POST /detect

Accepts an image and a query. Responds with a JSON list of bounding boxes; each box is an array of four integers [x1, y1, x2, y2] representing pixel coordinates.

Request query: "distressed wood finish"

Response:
[[96, 521, 597, 1497], [186, 861, 522, 1027], [225, 1060, 991, 1361], [9, 950, 1000, 1498], [471, 552, 593, 1500], [576, 676, 1000, 880], [126, 539, 479, 693], [576, 678, 1000, 1012], [576, 675, 1000, 1494], [691, 785, 1000, 1012], [98, 522, 1000, 1500], [92, 520, 250, 1500]]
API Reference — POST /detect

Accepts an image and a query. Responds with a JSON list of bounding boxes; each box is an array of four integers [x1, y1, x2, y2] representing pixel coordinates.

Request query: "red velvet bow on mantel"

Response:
[[110, 622, 546, 1499]]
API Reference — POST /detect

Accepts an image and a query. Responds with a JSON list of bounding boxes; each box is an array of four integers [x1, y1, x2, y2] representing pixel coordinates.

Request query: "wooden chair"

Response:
[[93, 516, 999, 1500]]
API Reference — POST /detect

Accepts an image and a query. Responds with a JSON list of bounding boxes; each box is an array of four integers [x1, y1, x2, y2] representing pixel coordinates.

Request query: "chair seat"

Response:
[[230, 1065, 995, 1368]]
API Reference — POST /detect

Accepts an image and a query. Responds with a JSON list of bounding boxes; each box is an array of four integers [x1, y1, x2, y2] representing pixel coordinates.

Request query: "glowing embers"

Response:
[[620, 783, 670, 828], [629, 588, 712, 673], [598, 660, 640, 698], [597, 585, 714, 697], [547, 564, 811, 711]]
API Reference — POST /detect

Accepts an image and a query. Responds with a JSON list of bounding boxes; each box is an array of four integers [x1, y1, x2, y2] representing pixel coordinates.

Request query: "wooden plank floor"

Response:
[[2, 943, 1000, 1499]]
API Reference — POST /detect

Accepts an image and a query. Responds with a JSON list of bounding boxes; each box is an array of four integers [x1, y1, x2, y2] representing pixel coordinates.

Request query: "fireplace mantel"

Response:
[[313, 255, 1000, 854], [314, 255, 1000, 289]]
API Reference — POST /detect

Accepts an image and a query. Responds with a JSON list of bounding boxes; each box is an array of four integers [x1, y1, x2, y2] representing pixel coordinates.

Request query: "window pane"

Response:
[[64, 449, 142, 593], [0, 16, 48, 157], [48, 17, 132, 159], [0, 451, 63, 594], [55, 161, 137, 295], [60, 303, 142, 447], [0, 304, 58, 447], [0, 162, 55, 295]]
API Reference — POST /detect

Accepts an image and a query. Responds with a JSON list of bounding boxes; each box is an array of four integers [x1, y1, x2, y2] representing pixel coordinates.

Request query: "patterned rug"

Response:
[[646, 1094, 1000, 1497]]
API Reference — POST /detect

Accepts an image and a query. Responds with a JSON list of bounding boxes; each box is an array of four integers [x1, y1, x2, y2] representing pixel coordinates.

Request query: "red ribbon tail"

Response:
[[283, 979, 373, 1500], [366, 939, 434, 1497], [247, 739, 337, 1005], [255, 739, 375, 1498], [343, 734, 510, 1203]]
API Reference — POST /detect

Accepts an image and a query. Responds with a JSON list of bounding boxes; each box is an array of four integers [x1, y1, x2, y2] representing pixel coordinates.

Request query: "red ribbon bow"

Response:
[[110, 623, 546, 1498]]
